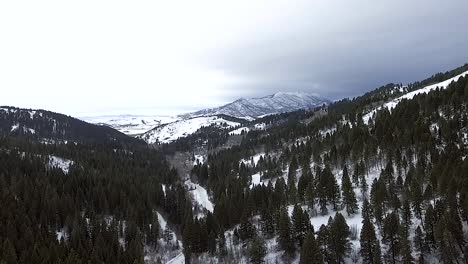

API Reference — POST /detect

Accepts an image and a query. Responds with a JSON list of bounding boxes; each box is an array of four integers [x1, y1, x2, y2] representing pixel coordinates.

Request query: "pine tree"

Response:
[[260, 209, 275, 238], [239, 213, 255, 241], [327, 213, 351, 263], [423, 204, 435, 248], [414, 226, 427, 263], [342, 165, 358, 215], [360, 212, 381, 263], [248, 237, 267, 264], [278, 208, 295, 255], [317, 224, 331, 262], [292, 205, 311, 246], [2, 239, 17, 264], [400, 230, 414, 264], [300, 231, 323, 264], [382, 212, 400, 264]]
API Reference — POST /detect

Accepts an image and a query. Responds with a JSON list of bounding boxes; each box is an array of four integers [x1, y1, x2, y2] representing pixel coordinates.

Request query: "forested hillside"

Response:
[[0, 114, 194, 263], [1, 64, 468, 264], [178, 66, 468, 263]]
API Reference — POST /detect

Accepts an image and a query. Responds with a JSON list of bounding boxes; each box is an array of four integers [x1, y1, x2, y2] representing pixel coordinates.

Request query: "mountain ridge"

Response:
[[179, 91, 331, 119]]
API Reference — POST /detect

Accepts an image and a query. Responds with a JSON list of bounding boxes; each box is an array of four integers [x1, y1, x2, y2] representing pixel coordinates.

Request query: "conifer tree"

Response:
[[239, 212, 255, 241], [342, 165, 358, 215], [414, 226, 426, 263], [260, 209, 275, 238], [248, 237, 267, 264], [360, 211, 381, 263], [278, 208, 295, 255], [300, 231, 323, 264], [292, 205, 311, 246], [382, 212, 400, 264], [327, 213, 351, 263]]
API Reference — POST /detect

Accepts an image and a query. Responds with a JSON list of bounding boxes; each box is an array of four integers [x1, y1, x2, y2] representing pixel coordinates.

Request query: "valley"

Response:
[[1, 64, 468, 263]]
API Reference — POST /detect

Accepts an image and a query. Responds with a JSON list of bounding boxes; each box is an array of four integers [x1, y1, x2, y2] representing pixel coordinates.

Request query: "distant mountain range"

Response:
[[80, 92, 330, 139], [180, 92, 331, 119]]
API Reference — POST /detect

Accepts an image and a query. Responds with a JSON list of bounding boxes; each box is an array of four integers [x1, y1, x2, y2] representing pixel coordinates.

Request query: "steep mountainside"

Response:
[[181, 92, 330, 119]]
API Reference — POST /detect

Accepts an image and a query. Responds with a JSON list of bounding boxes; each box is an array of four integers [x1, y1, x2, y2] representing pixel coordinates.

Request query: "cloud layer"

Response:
[[1, 0, 467, 116]]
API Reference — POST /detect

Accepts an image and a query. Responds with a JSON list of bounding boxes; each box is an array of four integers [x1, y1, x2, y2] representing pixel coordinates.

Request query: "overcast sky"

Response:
[[1, 1, 468, 116]]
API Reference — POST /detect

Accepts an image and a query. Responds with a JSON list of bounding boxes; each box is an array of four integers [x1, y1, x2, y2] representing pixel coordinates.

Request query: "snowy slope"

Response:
[[181, 92, 330, 119], [137, 116, 240, 144], [81, 115, 178, 136], [185, 180, 214, 213], [363, 70, 468, 123], [48, 155, 74, 174]]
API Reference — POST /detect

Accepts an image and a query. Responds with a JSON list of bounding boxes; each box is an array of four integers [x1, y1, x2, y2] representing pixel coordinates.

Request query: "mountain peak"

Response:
[[181, 92, 330, 119]]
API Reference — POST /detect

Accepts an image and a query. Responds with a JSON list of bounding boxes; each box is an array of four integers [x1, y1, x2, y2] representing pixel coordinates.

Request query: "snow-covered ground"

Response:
[[240, 153, 265, 167], [48, 155, 74, 174], [81, 114, 178, 135], [229, 126, 250, 135], [139, 116, 240, 144], [144, 211, 183, 264], [363, 70, 468, 124], [193, 154, 205, 165], [185, 180, 214, 213], [249, 173, 262, 189]]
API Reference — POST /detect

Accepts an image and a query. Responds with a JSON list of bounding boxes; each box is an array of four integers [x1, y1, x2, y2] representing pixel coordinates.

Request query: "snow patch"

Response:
[[185, 180, 214, 213], [48, 155, 74, 174], [229, 126, 250, 135]]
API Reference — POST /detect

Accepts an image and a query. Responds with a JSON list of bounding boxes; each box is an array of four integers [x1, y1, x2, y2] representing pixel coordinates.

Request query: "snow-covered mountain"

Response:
[[180, 92, 331, 119], [137, 116, 241, 144], [80, 115, 178, 136]]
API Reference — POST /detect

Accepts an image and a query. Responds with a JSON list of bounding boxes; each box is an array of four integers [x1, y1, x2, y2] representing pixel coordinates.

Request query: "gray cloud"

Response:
[[1, 1, 467, 115], [198, 1, 468, 101]]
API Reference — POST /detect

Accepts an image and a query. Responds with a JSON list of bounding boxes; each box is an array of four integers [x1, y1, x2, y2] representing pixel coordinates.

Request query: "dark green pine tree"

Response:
[[423, 204, 436, 248], [300, 231, 323, 264], [239, 212, 255, 241], [288, 156, 299, 203], [327, 213, 351, 263], [360, 212, 382, 264], [401, 200, 412, 232], [414, 226, 427, 264], [400, 229, 414, 264], [382, 212, 400, 264], [248, 237, 267, 264], [342, 165, 358, 216], [317, 224, 331, 262], [278, 208, 295, 256], [292, 205, 312, 247], [2, 239, 18, 264], [260, 208, 275, 238]]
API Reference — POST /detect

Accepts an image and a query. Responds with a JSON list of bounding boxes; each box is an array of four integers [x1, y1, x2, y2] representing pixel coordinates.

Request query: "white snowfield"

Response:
[[80, 114, 178, 135], [185, 180, 214, 213], [363, 70, 468, 124], [139, 116, 240, 144], [166, 252, 185, 264], [48, 155, 74, 174], [229, 126, 250, 135]]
